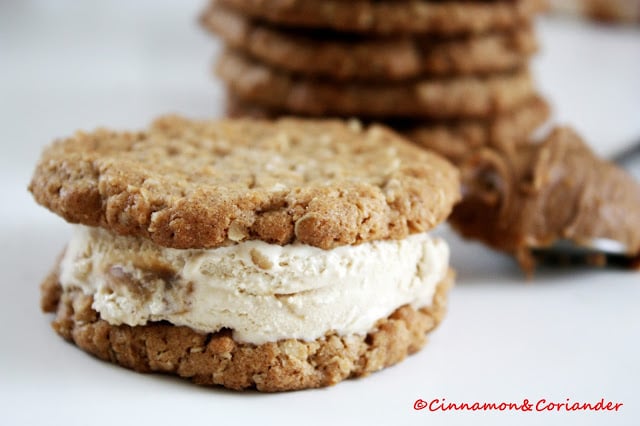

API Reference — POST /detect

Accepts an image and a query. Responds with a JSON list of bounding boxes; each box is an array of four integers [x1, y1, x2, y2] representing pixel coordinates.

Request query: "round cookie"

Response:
[[202, 1, 538, 81], [225, 94, 550, 164], [29, 116, 460, 250], [41, 264, 454, 392], [216, 50, 535, 119], [216, 0, 548, 35]]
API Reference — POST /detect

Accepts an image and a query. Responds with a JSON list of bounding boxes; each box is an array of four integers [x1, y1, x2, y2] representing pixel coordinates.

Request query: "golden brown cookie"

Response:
[[41, 265, 454, 392], [216, 0, 548, 35], [450, 127, 640, 273], [216, 50, 535, 119], [202, 1, 538, 81], [30, 116, 460, 250], [226, 94, 550, 164]]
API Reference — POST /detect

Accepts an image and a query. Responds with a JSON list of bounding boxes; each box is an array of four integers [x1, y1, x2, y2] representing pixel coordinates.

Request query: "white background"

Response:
[[1, 1, 639, 425]]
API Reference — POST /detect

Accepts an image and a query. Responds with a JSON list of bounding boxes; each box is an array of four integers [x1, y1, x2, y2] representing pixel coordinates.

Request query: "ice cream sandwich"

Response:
[[30, 116, 460, 391]]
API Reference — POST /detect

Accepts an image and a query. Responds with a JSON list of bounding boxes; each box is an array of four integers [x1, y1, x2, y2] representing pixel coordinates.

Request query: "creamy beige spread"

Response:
[[59, 226, 450, 344]]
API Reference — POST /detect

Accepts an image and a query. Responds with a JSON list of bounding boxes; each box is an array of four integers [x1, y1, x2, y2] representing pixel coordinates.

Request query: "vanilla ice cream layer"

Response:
[[59, 226, 450, 345]]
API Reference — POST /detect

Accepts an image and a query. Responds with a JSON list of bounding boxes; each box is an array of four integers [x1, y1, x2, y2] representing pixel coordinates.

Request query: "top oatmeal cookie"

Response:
[[29, 116, 460, 250]]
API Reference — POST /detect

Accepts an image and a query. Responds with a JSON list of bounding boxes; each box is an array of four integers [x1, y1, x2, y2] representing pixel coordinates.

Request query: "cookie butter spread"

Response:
[[59, 225, 449, 344]]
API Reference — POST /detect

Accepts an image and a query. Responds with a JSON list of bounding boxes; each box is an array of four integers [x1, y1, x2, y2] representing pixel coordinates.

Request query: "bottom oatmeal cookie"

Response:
[[41, 266, 453, 392]]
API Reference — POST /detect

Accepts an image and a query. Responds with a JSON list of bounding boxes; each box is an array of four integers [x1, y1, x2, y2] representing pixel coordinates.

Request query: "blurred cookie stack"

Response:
[[202, 0, 550, 164], [548, 0, 640, 24]]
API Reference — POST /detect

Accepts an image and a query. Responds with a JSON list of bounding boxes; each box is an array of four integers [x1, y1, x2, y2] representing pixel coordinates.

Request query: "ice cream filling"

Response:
[[59, 225, 450, 344]]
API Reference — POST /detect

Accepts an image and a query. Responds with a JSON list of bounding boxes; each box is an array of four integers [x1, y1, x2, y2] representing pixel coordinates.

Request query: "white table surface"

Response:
[[1, 2, 639, 426]]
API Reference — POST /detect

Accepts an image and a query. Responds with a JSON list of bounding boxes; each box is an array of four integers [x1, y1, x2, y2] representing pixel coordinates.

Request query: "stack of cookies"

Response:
[[202, 0, 551, 163]]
